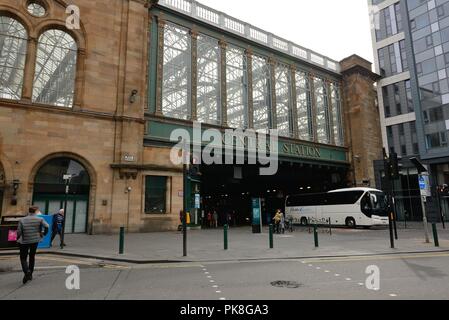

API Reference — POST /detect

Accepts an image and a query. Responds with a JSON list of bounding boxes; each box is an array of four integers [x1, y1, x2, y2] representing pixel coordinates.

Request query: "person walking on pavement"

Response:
[[213, 210, 219, 229], [17, 206, 49, 284], [51, 209, 66, 248], [273, 210, 282, 234]]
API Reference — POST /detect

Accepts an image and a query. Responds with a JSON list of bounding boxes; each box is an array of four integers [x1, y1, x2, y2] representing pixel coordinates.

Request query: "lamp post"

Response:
[[61, 174, 74, 250]]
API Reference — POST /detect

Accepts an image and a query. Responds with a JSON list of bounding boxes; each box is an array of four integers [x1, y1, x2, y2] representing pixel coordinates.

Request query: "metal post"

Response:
[[183, 211, 187, 257], [119, 227, 125, 254], [313, 224, 319, 248], [224, 224, 228, 250], [432, 223, 440, 247], [329, 218, 332, 236], [391, 182, 398, 240], [182, 139, 188, 257], [388, 210, 395, 249], [61, 179, 69, 250], [421, 196, 431, 244], [269, 224, 273, 249]]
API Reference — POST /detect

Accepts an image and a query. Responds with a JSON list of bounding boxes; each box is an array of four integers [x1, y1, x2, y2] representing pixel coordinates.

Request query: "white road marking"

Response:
[[345, 278, 352, 281], [389, 294, 398, 297], [335, 274, 340, 277], [325, 270, 330, 273]]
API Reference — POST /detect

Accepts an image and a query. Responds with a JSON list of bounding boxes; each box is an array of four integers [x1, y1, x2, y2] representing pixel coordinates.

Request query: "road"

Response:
[[0, 251, 448, 300]]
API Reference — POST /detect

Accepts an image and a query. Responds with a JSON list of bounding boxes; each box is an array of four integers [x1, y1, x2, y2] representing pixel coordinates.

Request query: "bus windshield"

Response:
[[361, 191, 388, 217]]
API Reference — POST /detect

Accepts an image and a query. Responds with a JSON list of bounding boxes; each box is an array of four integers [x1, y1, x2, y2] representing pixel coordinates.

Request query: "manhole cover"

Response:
[[271, 281, 302, 289]]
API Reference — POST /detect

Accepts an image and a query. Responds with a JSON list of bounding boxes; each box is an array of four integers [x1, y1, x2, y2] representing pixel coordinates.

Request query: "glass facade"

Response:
[[0, 16, 27, 100], [226, 46, 248, 129], [274, 64, 292, 137], [157, 21, 344, 147], [252, 55, 271, 133], [33, 29, 77, 108], [197, 34, 220, 125], [295, 71, 313, 141], [162, 23, 191, 120], [314, 77, 331, 145]]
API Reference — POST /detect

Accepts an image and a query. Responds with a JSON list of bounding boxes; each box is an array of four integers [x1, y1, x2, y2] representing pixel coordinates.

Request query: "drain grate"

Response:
[[271, 281, 302, 289]]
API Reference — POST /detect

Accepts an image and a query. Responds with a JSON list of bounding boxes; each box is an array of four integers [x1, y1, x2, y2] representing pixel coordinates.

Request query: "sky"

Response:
[[198, 0, 374, 64]]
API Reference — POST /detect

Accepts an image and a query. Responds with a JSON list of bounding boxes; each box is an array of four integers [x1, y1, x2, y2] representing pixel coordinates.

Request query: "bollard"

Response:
[[313, 224, 319, 248], [269, 224, 274, 249], [432, 223, 440, 247], [329, 218, 332, 236], [119, 227, 125, 255], [224, 224, 228, 250]]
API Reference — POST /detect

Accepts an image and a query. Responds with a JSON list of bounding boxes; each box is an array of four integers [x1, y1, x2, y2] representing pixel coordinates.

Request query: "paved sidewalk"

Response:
[[1, 223, 448, 263]]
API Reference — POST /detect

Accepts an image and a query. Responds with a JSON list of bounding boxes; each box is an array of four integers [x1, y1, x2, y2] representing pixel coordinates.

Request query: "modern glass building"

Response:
[[369, 0, 449, 222]]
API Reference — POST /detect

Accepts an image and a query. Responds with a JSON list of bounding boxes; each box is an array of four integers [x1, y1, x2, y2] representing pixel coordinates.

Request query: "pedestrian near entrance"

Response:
[[51, 209, 66, 248], [273, 210, 282, 234], [17, 207, 49, 284], [213, 210, 218, 228], [207, 211, 213, 228]]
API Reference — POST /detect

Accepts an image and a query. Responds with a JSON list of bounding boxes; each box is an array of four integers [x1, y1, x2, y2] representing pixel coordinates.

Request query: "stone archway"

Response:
[[30, 154, 96, 234]]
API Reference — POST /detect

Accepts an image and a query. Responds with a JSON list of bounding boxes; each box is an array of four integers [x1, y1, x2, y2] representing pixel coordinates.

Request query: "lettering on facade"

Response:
[[282, 143, 322, 159]]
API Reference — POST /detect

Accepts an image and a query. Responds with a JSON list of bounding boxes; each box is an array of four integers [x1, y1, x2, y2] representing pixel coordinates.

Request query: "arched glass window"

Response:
[[0, 16, 27, 100], [33, 29, 77, 107]]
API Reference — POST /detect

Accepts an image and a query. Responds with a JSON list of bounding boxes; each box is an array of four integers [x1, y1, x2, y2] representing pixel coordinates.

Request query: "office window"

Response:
[[145, 176, 167, 214], [401, 145, 407, 156]]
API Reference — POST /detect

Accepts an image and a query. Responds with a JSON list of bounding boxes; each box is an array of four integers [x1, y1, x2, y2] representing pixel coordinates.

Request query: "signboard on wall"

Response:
[[419, 174, 431, 198]]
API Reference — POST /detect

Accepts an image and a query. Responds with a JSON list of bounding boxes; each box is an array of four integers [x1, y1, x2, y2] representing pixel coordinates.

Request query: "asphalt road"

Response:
[[0, 251, 448, 300]]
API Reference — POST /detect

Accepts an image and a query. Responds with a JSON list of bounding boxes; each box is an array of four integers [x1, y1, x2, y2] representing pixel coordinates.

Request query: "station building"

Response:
[[0, 0, 382, 233]]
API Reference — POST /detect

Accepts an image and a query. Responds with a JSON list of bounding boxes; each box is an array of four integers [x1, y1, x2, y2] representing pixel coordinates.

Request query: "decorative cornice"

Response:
[[341, 65, 381, 82]]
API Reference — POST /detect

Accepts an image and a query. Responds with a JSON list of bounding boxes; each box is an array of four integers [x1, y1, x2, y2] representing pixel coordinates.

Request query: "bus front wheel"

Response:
[[345, 217, 356, 229], [300, 217, 308, 226]]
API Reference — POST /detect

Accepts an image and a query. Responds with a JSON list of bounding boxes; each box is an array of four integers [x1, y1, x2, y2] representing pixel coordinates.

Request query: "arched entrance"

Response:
[[32, 157, 90, 234]]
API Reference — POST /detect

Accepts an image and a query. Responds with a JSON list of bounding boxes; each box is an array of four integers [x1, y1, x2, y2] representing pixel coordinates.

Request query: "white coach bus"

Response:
[[285, 188, 389, 228]]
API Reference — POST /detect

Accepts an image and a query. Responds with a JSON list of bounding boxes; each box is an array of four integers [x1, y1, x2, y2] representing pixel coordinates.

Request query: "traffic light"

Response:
[[389, 152, 400, 180]]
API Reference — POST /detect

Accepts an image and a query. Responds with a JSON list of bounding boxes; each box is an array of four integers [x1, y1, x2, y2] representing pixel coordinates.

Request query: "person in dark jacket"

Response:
[[51, 209, 66, 248], [17, 207, 49, 284]]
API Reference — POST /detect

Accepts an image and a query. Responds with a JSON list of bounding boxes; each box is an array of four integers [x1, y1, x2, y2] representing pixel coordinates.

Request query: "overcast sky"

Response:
[[199, 0, 374, 64]]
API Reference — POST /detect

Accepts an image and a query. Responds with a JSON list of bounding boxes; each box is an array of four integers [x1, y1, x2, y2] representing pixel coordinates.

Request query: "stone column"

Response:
[[219, 39, 227, 126], [21, 36, 38, 102], [74, 48, 86, 110], [245, 48, 254, 129], [340, 55, 382, 187], [155, 16, 166, 116], [268, 57, 277, 130], [309, 73, 318, 143], [326, 79, 335, 145], [190, 29, 198, 121], [290, 65, 299, 139]]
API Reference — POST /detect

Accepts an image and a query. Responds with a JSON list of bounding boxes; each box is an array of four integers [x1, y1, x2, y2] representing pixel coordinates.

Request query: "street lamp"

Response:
[[61, 174, 76, 250]]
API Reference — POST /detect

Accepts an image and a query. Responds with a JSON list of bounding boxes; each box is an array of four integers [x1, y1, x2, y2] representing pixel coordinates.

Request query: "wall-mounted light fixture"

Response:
[[129, 90, 138, 104], [11, 179, 20, 206]]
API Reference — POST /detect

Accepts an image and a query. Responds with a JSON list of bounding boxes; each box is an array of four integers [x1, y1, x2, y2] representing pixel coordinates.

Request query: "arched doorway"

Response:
[[32, 158, 90, 234]]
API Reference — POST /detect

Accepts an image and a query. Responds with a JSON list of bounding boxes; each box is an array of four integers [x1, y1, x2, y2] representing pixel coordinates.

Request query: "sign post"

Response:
[[419, 173, 431, 244], [251, 198, 262, 234]]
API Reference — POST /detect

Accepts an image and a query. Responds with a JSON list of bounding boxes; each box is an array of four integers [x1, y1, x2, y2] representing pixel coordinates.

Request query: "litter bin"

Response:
[[37, 215, 53, 249], [0, 216, 24, 249]]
